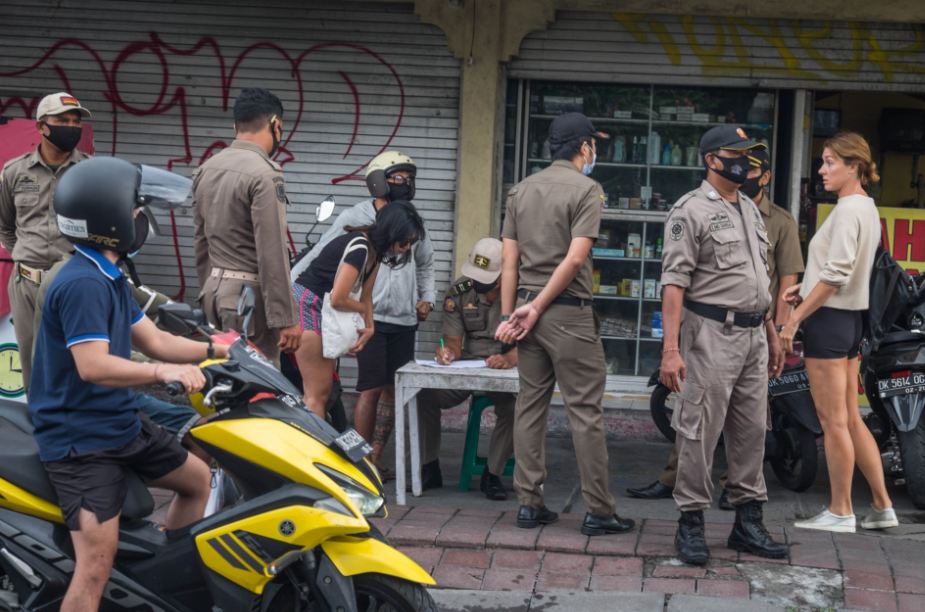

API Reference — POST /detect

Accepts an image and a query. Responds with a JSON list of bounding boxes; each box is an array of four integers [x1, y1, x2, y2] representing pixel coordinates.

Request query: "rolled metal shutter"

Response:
[[1, 0, 460, 379], [510, 11, 925, 92]]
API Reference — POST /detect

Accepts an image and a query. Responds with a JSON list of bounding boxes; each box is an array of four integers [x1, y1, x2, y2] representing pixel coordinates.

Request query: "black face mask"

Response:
[[472, 280, 497, 294], [740, 174, 765, 199], [710, 154, 750, 184], [44, 124, 82, 153], [388, 181, 415, 202]]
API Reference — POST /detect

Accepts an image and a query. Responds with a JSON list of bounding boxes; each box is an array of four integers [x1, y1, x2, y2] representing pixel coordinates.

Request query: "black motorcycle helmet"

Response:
[[54, 157, 192, 255]]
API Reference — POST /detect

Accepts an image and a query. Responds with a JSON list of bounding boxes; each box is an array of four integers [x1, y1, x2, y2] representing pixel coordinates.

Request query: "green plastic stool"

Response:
[[458, 395, 515, 491]]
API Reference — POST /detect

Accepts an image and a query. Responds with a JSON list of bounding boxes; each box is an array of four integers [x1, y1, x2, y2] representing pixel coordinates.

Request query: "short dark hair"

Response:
[[233, 88, 283, 133], [346, 200, 426, 268], [551, 136, 590, 161]]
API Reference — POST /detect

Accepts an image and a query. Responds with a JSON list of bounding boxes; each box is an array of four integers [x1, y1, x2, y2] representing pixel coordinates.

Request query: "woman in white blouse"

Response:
[[779, 132, 897, 533]]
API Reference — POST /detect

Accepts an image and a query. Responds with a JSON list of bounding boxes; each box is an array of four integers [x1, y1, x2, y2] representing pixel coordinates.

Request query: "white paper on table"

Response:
[[415, 359, 487, 369]]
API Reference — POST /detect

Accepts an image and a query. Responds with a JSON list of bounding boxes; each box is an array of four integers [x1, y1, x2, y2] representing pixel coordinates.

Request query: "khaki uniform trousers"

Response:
[[417, 389, 515, 476], [9, 272, 41, 392], [514, 302, 615, 516], [658, 441, 728, 490], [672, 311, 769, 511], [200, 274, 280, 366]]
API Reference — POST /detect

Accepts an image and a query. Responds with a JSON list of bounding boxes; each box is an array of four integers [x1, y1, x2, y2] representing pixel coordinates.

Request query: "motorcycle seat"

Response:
[[880, 330, 924, 346], [0, 406, 154, 521]]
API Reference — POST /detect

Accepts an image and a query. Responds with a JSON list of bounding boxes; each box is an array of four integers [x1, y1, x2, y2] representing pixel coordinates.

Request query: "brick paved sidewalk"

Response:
[[373, 505, 925, 611]]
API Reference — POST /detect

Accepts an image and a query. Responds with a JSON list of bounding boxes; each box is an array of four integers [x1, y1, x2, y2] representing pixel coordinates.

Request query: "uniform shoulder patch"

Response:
[[443, 296, 456, 313], [669, 219, 686, 241], [272, 175, 287, 203]]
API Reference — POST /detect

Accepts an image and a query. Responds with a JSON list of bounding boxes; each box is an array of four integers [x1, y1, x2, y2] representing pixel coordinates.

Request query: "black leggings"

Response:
[[801, 307, 863, 359]]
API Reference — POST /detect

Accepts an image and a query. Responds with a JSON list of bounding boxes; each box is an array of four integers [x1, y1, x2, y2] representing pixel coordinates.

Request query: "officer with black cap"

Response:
[[659, 125, 787, 565], [496, 112, 635, 536]]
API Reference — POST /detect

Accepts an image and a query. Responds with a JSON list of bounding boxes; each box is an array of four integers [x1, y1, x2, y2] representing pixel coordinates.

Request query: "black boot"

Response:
[[626, 480, 673, 499], [675, 510, 710, 566], [421, 459, 443, 491], [727, 501, 788, 559], [480, 467, 507, 501], [516, 505, 558, 529]]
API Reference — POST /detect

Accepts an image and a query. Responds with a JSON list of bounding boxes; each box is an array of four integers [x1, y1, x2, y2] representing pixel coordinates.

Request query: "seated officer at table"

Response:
[[417, 238, 516, 500]]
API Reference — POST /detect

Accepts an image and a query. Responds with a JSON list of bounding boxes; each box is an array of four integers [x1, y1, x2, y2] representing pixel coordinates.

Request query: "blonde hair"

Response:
[[823, 131, 880, 185]]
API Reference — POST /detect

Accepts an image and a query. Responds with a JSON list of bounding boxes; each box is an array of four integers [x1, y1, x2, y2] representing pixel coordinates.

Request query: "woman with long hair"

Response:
[[780, 132, 898, 533], [292, 200, 425, 418]]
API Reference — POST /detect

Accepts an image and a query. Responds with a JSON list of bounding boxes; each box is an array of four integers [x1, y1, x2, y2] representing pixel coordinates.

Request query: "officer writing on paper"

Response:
[[417, 238, 516, 500], [659, 125, 786, 566]]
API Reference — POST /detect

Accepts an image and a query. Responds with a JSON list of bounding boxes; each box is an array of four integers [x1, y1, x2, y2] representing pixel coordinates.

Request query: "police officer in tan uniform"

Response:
[[193, 88, 300, 365], [660, 125, 787, 566], [628, 145, 804, 508], [497, 113, 635, 537], [0, 92, 91, 389], [417, 238, 515, 500]]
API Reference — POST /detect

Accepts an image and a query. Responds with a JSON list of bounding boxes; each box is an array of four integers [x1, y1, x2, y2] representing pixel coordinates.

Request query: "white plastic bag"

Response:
[[321, 237, 368, 359]]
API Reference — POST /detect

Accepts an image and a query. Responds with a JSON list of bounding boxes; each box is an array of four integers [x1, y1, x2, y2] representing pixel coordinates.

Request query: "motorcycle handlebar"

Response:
[[165, 381, 185, 397]]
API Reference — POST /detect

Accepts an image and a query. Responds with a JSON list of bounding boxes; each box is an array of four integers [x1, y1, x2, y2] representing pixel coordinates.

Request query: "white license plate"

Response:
[[878, 372, 925, 398]]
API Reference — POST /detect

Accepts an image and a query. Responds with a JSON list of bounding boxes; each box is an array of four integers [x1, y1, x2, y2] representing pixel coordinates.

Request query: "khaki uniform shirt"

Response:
[[442, 277, 505, 359], [502, 160, 605, 300], [192, 140, 297, 329], [0, 147, 89, 268], [661, 180, 772, 313], [758, 196, 804, 319]]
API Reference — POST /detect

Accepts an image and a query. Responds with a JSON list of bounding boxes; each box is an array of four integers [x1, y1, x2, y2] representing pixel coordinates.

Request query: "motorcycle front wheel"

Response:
[[898, 415, 925, 510], [769, 426, 818, 492], [353, 574, 437, 612]]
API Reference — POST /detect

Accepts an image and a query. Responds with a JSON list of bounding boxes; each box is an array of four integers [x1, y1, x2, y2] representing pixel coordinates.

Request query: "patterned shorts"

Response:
[[292, 282, 323, 335]]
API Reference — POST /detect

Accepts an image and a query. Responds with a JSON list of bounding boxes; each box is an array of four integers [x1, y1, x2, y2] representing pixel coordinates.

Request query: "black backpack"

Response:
[[865, 245, 918, 353]]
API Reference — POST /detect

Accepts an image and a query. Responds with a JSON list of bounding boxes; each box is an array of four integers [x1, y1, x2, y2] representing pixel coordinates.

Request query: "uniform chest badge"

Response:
[[669, 221, 685, 241], [443, 296, 456, 313], [708, 212, 735, 232], [13, 178, 39, 194]]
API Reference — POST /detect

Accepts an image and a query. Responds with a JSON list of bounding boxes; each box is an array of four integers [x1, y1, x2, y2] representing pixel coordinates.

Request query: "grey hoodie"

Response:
[[290, 199, 436, 327]]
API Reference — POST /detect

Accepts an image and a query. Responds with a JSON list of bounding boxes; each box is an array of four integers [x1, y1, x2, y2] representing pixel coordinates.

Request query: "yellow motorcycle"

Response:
[[0, 294, 436, 611]]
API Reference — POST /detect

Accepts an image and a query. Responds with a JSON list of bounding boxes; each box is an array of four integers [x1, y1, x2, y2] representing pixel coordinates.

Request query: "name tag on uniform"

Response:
[[13, 178, 39, 193], [708, 211, 735, 233]]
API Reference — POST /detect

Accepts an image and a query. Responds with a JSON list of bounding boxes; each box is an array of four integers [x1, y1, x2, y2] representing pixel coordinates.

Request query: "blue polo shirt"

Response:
[[29, 245, 145, 462]]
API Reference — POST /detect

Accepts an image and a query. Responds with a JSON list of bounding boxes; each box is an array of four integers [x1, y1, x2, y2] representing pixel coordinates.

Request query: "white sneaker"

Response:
[[793, 508, 856, 533], [860, 506, 898, 530]]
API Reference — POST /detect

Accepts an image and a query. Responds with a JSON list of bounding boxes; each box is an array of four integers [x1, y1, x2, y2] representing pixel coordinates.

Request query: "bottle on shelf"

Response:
[[541, 139, 551, 160], [656, 236, 663, 258], [652, 311, 664, 339], [636, 136, 648, 164], [631, 136, 639, 163], [685, 145, 699, 167], [649, 131, 661, 165], [671, 143, 683, 167], [614, 135, 626, 162], [661, 142, 672, 166]]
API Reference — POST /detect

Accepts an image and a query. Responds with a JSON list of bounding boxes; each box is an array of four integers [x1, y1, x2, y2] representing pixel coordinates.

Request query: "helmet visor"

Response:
[[137, 165, 193, 210]]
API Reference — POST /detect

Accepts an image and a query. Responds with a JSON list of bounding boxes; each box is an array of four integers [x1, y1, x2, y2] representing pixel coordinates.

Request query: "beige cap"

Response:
[[35, 92, 91, 120], [462, 237, 502, 284]]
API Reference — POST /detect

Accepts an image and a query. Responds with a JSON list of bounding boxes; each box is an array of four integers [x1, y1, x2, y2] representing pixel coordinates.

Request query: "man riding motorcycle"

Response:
[[29, 157, 228, 611]]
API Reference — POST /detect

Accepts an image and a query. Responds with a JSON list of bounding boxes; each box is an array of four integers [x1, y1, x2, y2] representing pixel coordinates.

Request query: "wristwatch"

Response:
[[500, 314, 511, 322]]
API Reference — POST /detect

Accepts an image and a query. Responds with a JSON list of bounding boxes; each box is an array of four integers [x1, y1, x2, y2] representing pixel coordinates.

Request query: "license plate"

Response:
[[333, 429, 372, 462], [768, 369, 810, 397], [878, 372, 925, 399]]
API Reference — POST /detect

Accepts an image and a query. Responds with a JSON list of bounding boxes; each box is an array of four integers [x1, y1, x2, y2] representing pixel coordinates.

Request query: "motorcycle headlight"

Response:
[[315, 464, 385, 517]]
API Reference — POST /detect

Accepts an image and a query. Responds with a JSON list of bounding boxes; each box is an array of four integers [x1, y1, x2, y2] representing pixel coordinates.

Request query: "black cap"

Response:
[[699, 125, 761, 154], [747, 145, 770, 171], [548, 112, 609, 146]]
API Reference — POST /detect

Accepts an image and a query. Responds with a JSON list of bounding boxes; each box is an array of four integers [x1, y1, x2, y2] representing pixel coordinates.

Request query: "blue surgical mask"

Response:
[[581, 146, 596, 176]]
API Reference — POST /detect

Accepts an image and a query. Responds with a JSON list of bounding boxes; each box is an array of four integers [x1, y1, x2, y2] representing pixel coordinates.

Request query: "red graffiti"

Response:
[[0, 33, 407, 299]]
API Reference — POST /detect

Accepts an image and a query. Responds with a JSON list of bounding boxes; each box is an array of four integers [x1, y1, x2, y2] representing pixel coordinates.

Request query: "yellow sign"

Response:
[[817, 204, 925, 274]]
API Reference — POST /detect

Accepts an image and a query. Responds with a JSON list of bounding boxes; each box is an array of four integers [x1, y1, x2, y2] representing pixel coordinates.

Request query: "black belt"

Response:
[[517, 289, 591, 307], [684, 299, 766, 328]]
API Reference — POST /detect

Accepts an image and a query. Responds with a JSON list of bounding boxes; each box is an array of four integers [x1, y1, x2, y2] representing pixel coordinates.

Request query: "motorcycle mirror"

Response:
[[317, 195, 335, 222], [158, 303, 201, 336]]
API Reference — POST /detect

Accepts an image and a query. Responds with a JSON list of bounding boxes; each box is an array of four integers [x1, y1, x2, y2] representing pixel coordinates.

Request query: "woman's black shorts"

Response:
[[801, 307, 863, 359]]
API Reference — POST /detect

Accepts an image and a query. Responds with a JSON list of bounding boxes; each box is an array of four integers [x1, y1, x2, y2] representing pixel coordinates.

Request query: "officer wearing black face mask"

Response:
[[659, 125, 787, 566], [0, 92, 91, 391]]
